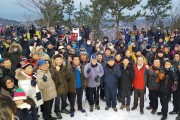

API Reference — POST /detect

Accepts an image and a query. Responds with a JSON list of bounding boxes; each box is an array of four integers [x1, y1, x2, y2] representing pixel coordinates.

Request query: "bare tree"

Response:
[[170, 3, 180, 30], [13, 0, 64, 26]]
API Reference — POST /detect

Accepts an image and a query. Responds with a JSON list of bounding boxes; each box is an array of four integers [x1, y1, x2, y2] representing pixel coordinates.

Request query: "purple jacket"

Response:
[[84, 63, 104, 87]]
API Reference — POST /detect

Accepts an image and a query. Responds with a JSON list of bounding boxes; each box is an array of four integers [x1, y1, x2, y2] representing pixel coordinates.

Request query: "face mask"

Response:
[[13, 48, 18, 52]]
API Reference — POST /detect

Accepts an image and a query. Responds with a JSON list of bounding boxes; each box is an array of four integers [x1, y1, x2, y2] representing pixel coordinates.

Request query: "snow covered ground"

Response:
[[39, 90, 177, 120]]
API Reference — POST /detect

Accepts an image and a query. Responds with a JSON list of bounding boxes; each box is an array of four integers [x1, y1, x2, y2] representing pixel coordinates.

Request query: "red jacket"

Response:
[[133, 64, 147, 90]]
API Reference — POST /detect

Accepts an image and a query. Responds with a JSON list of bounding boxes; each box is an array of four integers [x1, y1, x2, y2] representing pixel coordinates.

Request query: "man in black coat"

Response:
[[119, 57, 134, 111]]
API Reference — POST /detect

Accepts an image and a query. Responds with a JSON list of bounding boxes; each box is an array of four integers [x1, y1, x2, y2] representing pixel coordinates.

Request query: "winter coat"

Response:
[[0, 87, 15, 100], [18, 37, 30, 58], [147, 66, 165, 91], [133, 64, 148, 90], [2, 42, 22, 69], [15, 103, 38, 120], [36, 69, 57, 101], [84, 63, 104, 88], [65, 64, 87, 93], [16, 69, 43, 107], [146, 51, 156, 66], [167, 40, 177, 51], [85, 44, 93, 56], [103, 64, 121, 89], [1, 67, 18, 85], [159, 69, 176, 94], [119, 64, 135, 91], [29, 38, 42, 46], [50, 65, 68, 96]]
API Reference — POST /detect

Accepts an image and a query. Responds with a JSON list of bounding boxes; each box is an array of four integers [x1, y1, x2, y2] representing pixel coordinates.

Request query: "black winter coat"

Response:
[[15, 106, 38, 120], [159, 69, 176, 94], [119, 64, 135, 91]]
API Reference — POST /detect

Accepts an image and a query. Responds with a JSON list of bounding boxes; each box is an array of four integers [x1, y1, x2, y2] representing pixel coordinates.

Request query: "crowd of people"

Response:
[[0, 24, 180, 120]]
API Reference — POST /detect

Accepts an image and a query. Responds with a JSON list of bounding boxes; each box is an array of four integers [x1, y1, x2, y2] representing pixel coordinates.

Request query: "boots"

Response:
[[55, 112, 62, 119], [126, 106, 130, 112], [120, 105, 126, 110], [95, 105, 100, 110], [90, 105, 94, 112]]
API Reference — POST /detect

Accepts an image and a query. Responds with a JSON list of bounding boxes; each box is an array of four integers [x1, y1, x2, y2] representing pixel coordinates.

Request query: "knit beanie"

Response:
[[13, 88, 27, 101]]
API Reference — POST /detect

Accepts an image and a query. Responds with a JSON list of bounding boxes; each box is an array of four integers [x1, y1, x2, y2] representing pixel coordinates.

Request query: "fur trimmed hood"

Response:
[[9, 42, 22, 53], [15, 68, 31, 80]]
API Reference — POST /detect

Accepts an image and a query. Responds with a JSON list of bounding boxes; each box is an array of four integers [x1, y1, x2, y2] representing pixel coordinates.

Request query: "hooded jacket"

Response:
[[16, 68, 43, 107], [2, 42, 22, 69]]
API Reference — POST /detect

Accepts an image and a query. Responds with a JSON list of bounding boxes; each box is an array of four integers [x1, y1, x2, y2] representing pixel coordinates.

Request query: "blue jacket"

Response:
[[103, 64, 121, 89]]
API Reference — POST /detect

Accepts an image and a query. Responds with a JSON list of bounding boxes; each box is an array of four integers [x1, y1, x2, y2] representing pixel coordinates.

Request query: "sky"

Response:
[[0, 0, 179, 22]]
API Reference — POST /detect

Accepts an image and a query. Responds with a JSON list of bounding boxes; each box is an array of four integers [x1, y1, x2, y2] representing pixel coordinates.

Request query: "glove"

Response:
[[174, 81, 178, 86], [31, 80, 37, 86], [87, 68, 91, 74], [94, 75, 100, 82], [42, 75, 47, 82]]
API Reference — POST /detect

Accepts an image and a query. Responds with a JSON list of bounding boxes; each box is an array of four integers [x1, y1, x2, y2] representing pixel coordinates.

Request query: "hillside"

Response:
[[0, 18, 20, 26]]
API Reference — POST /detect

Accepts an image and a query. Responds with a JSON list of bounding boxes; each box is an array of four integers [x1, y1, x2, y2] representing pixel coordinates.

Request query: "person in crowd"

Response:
[[175, 63, 180, 120], [36, 60, 57, 120], [65, 55, 87, 117], [167, 36, 177, 52], [85, 39, 94, 57], [124, 50, 134, 64], [46, 42, 55, 58], [96, 52, 105, 101], [131, 49, 147, 64], [119, 57, 134, 111], [13, 88, 38, 120], [29, 24, 36, 39], [171, 44, 180, 56], [116, 42, 126, 56], [156, 50, 165, 66], [103, 56, 121, 112], [18, 32, 30, 58], [114, 53, 122, 65], [103, 48, 112, 62], [50, 55, 69, 119], [156, 37, 165, 50], [15, 59, 43, 108], [173, 52, 180, 71], [142, 44, 151, 57], [2, 42, 22, 69], [29, 51, 40, 67], [131, 56, 149, 114], [163, 44, 173, 60], [146, 45, 158, 66], [80, 51, 89, 66], [157, 60, 177, 120], [0, 93, 17, 120], [169, 55, 180, 115], [146, 59, 164, 114], [84, 53, 104, 112], [29, 34, 42, 47], [0, 76, 16, 99], [147, 28, 154, 45], [139, 39, 148, 51], [0, 58, 18, 85], [47, 31, 56, 46]]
